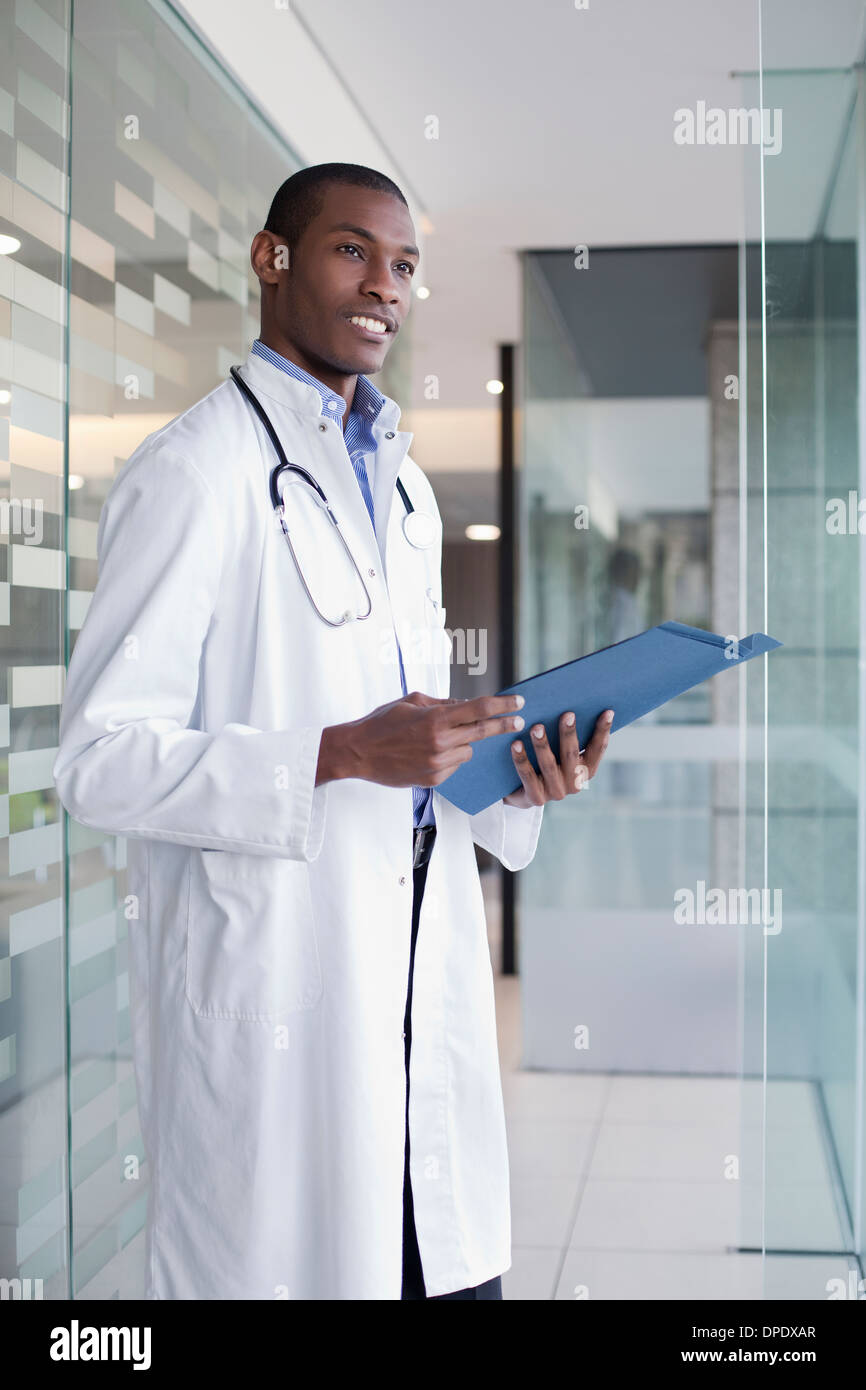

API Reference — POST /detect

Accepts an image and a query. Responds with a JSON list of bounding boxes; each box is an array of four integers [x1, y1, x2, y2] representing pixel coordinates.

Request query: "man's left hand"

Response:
[[503, 708, 614, 808]]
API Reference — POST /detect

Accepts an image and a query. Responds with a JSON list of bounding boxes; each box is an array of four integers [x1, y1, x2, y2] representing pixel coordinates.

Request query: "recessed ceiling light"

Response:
[[0, 389, 10, 405], [465, 524, 500, 541], [486, 379, 504, 395], [415, 285, 430, 300], [0, 235, 21, 255]]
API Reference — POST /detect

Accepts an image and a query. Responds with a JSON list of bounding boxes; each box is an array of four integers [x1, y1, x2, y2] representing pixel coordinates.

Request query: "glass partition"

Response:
[[742, 12, 864, 1294], [61, 0, 312, 1300], [517, 24, 865, 1299], [0, 0, 317, 1301], [0, 0, 72, 1304]]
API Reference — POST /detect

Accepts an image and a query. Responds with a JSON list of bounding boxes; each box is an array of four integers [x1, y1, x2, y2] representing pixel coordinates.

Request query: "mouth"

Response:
[[344, 312, 395, 342]]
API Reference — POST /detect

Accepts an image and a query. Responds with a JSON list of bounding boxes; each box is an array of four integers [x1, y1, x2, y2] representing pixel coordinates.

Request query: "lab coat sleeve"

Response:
[[468, 798, 544, 871], [52, 447, 328, 860]]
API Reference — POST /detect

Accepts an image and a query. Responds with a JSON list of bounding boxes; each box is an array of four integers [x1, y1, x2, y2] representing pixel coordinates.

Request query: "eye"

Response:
[[337, 243, 363, 258], [395, 262, 415, 276]]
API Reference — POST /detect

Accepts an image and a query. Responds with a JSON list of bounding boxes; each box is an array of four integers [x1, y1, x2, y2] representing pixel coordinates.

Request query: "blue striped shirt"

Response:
[[251, 339, 435, 829]]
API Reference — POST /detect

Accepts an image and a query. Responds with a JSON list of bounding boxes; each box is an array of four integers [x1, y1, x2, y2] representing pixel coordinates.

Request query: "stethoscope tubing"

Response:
[[229, 365, 429, 627]]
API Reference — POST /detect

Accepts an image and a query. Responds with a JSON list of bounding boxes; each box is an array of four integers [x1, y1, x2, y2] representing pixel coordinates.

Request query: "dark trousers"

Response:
[[400, 849, 503, 1301]]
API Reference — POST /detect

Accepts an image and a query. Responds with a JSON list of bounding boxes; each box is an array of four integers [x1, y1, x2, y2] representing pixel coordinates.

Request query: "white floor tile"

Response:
[[506, 1117, 598, 1179], [510, 1173, 582, 1247], [761, 1256, 860, 1301], [499, 1067, 852, 1298], [503, 1246, 563, 1301], [588, 1122, 740, 1182], [604, 1074, 746, 1128], [555, 1249, 765, 1301], [568, 1177, 740, 1251], [501, 1069, 610, 1121]]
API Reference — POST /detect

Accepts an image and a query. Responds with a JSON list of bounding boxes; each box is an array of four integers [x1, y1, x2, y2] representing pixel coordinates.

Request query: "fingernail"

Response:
[[532, 724, 544, 738], [514, 695, 525, 708], [512, 741, 524, 754], [605, 710, 615, 722], [512, 716, 524, 730], [564, 712, 575, 726]]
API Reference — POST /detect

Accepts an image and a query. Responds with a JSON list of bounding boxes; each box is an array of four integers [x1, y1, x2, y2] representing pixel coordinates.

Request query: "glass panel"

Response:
[[518, 242, 756, 1286], [0, 0, 72, 1302], [747, 10, 863, 1296], [63, 0, 304, 1299]]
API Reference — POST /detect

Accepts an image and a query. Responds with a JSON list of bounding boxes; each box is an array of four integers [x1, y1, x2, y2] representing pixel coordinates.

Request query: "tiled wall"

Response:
[[0, 0, 72, 1304], [1, 0, 309, 1300]]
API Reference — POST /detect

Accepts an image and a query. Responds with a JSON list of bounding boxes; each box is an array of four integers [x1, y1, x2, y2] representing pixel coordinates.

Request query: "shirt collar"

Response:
[[251, 338, 387, 429]]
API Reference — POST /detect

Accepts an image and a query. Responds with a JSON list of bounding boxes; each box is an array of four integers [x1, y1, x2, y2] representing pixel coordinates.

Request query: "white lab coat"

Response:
[[53, 346, 544, 1300]]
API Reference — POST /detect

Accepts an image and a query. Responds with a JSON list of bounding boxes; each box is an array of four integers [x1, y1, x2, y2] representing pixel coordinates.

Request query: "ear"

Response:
[[250, 230, 289, 285]]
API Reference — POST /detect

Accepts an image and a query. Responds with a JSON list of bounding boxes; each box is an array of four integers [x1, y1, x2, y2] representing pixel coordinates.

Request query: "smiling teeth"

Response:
[[349, 315, 387, 333]]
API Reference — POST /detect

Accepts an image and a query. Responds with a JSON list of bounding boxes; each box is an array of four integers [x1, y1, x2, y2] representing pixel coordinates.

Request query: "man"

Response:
[[53, 163, 612, 1300]]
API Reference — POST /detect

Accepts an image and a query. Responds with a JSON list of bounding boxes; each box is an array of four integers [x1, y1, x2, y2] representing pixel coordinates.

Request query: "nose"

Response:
[[358, 260, 402, 304]]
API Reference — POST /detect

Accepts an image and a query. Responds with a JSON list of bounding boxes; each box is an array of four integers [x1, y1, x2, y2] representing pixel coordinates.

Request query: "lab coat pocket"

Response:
[[185, 850, 322, 1021]]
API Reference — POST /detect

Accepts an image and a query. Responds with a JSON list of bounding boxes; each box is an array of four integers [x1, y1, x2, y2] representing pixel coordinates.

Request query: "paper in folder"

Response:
[[436, 620, 782, 815]]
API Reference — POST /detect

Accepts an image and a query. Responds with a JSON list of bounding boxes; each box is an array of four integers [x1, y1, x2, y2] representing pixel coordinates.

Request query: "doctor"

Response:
[[53, 162, 613, 1301]]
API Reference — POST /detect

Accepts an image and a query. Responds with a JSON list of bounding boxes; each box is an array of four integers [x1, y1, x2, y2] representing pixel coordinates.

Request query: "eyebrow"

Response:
[[328, 222, 419, 259]]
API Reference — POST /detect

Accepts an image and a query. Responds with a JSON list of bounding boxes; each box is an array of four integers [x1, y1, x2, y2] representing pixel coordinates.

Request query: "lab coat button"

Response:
[[399, 875, 407, 886], [385, 431, 395, 439], [368, 567, 376, 577], [319, 423, 327, 431]]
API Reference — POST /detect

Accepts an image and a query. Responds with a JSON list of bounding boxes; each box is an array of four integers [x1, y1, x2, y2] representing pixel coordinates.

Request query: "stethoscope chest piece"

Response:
[[402, 509, 437, 549]]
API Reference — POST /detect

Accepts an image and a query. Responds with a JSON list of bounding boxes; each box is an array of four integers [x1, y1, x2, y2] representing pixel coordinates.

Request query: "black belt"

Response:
[[412, 824, 437, 869]]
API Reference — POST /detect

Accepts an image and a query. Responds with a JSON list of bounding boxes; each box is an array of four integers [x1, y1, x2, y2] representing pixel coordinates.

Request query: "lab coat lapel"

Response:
[[238, 348, 383, 576], [370, 414, 413, 577]]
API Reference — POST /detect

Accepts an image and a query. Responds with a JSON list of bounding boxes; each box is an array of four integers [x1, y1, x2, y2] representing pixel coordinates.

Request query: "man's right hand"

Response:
[[315, 690, 526, 789]]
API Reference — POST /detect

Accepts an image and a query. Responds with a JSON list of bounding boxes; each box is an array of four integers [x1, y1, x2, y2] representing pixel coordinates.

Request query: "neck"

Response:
[[259, 331, 356, 423]]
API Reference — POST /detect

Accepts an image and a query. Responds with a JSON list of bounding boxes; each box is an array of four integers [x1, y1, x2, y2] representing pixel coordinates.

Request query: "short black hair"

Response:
[[264, 162, 409, 254]]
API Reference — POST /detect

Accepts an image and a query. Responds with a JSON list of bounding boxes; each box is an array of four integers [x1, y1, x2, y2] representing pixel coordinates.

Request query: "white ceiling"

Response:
[[177, 0, 866, 514]]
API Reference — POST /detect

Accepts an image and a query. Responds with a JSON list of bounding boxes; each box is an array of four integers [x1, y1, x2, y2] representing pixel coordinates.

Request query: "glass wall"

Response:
[[517, 24, 865, 1300], [740, 19, 864, 1292], [63, 0, 309, 1301], [519, 244, 736, 1080], [0, 0, 388, 1301], [0, 0, 72, 1304]]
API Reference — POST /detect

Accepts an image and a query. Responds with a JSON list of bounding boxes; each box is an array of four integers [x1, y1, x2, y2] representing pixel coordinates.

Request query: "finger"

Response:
[[444, 693, 525, 729], [528, 723, 566, 799], [425, 742, 475, 784], [583, 709, 614, 777], [558, 711, 583, 791], [458, 710, 526, 746], [509, 739, 545, 805]]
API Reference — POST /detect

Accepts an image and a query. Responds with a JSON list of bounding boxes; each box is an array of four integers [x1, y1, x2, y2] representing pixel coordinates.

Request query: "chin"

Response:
[[339, 347, 390, 374]]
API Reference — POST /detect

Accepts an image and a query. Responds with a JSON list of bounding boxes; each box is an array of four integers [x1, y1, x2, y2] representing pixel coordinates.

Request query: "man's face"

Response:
[[271, 184, 418, 378]]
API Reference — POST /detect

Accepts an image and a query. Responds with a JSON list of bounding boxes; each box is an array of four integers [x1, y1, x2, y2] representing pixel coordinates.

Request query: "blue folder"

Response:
[[436, 620, 782, 815]]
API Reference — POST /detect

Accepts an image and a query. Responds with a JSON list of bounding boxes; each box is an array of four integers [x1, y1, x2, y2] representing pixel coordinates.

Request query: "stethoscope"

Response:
[[230, 365, 438, 627]]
